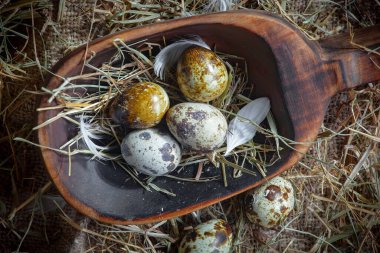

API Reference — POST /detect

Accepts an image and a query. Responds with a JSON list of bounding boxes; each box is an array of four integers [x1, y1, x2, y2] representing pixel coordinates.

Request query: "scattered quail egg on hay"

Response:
[[246, 176, 295, 228], [120, 128, 182, 176], [177, 46, 229, 102], [109, 82, 169, 129], [178, 219, 233, 253], [166, 102, 228, 153]]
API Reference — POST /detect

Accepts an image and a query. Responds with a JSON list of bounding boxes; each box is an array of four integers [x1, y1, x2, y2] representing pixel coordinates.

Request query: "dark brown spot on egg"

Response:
[[167, 163, 176, 171], [139, 131, 151, 140], [175, 119, 196, 140], [285, 187, 291, 193], [159, 143, 174, 162], [270, 208, 275, 213], [280, 206, 288, 214], [214, 220, 224, 231], [212, 231, 228, 247], [186, 110, 207, 121], [204, 231, 214, 237], [283, 192, 289, 200], [265, 185, 282, 201], [174, 106, 181, 114], [268, 220, 276, 226]]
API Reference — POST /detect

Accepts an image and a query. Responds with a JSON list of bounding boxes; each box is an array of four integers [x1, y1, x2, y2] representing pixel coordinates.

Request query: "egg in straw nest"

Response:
[[28, 35, 277, 196]]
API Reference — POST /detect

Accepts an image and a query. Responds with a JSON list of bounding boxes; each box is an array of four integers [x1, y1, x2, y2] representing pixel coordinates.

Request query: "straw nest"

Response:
[[0, 1, 379, 252]]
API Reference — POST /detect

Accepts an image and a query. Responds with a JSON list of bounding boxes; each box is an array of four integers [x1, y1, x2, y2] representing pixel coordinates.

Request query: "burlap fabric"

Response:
[[0, 1, 379, 252], [0, 1, 104, 252]]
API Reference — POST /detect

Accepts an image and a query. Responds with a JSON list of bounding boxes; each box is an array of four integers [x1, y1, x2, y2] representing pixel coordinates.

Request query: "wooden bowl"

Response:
[[38, 10, 380, 224]]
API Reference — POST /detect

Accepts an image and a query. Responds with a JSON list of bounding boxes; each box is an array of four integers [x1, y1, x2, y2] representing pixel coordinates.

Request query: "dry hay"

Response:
[[0, 0, 379, 252]]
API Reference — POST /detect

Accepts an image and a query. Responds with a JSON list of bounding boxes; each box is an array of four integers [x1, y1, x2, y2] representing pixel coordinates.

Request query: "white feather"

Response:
[[153, 36, 210, 80], [181, 11, 195, 17], [225, 97, 271, 155], [79, 115, 109, 160], [204, 0, 237, 12]]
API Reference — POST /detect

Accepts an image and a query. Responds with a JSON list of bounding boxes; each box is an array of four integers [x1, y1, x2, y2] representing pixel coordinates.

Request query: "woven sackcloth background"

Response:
[[0, 0, 379, 252]]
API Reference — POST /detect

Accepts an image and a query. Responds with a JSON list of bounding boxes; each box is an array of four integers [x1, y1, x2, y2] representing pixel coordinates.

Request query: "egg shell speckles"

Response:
[[177, 46, 228, 102], [120, 128, 181, 176], [166, 103, 227, 153], [178, 219, 232, 253], [246, 177, 295, 228], [109, 82, 169, 129]]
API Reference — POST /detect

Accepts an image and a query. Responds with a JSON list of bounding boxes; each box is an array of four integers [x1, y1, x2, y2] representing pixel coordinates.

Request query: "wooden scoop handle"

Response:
[[319, 25, 380, 94]]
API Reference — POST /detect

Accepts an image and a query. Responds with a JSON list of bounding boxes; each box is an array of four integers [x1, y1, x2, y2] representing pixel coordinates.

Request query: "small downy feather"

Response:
[[180, 11, 194, 17], [180, 0, 236, 17], [225, 97, 271, 155], [79, 114, 109, 160], [204, 0, 237, 12], [154, 36, 210, 80]]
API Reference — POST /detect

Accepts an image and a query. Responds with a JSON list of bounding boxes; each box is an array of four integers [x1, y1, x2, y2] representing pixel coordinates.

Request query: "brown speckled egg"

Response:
[[109, 82, 169, 128], [246, 177, 295, 228], [166, 102, 227, 153], [177, 46, 228, 102], [121, 128, 182, 176], [178, 219, 232, 253]]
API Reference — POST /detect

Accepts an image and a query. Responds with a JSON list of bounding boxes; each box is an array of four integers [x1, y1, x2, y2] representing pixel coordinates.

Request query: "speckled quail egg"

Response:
[[246, 177, 295, 228], [178, 219, 232, 253], [109, 82, 169, 128], [166, 102, 227, 153], [120, 128, 182, 176], [177, 46, 228, 102]]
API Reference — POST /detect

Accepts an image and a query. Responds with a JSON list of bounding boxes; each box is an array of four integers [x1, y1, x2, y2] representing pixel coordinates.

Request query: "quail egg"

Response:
[[166, 102, 227, 153], [246, 177, 295, 228], [177, 46, 228, 102], [109, 82, 169, 128], [178, 219, 232, 253], [121, 128, 182, 176]]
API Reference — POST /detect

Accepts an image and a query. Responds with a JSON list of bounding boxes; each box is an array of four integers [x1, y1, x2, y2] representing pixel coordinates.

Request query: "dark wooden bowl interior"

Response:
[[39, 11, 327, 224]]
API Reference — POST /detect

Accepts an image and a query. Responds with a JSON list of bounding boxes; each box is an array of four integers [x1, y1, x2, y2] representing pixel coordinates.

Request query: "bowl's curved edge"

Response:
[[38, 9, 321, 224]]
